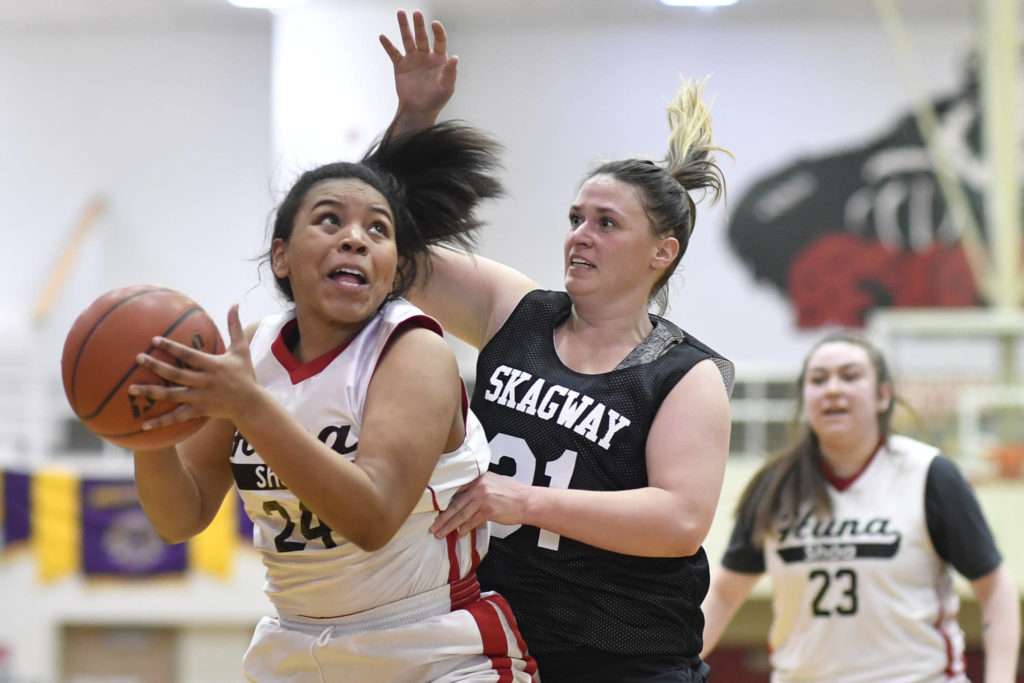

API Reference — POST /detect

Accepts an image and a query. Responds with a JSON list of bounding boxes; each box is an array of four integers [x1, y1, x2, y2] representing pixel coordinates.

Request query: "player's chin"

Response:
[[563, 270, 596, 294]]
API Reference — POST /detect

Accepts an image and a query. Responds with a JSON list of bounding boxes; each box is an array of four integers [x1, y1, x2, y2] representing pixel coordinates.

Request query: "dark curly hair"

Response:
[[267, 122, 503, 301]]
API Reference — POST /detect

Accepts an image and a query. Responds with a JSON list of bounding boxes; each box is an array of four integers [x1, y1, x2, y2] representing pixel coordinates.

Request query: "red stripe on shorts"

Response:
[[465, 595, 538, 680], [484, 594, 536, 675], [465, 599, 514, 683]]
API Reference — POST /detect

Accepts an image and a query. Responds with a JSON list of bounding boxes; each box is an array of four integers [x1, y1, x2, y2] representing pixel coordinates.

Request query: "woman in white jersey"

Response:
[[701, 331, 1020, 682], [127, 112, 536, 678]]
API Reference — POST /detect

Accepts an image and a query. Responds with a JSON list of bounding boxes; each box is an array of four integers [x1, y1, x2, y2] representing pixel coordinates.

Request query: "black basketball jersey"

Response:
[[472, 290, 732, 662]]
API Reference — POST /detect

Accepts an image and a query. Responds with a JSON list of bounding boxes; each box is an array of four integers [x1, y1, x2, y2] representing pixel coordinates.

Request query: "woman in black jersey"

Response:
[[379, 11, 734, 682], [701, 331, 1020, 682]]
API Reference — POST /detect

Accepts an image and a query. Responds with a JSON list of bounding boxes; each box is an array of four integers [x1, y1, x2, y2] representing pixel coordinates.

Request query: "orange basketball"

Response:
[[61, 285, 224, 450]]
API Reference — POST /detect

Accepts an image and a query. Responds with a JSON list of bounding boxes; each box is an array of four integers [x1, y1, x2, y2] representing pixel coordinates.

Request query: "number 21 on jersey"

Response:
[[489, 433, 577, 550]]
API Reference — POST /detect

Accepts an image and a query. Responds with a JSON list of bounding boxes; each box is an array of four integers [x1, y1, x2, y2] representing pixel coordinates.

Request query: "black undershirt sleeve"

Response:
[[924, 455, 1003, 580], [720, 496, 766, 574]]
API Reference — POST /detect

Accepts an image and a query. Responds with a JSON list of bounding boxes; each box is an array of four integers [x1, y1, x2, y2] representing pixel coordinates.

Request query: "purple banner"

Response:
[[1, 471, 30, 550], [81, 478, 186, 576]]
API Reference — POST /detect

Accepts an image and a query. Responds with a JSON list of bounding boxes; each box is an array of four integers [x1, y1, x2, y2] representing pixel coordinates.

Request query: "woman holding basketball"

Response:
[[127, 22, 536, 681], [700, 331, 1020, 683], [379, 12, 733, 682]]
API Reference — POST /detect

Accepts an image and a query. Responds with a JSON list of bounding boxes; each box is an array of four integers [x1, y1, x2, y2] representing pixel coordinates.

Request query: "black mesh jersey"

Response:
[[472, 290, 732, 661]]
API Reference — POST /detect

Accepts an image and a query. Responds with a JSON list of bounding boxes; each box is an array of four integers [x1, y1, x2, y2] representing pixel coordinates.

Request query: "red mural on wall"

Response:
[[787, 233, 977, 328], [726, 57, 1004, 328]]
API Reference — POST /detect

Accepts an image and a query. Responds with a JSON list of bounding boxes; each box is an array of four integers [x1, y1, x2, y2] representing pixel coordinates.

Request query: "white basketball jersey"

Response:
[[763, 435, 966, 683], [231, 299, 490, 618]]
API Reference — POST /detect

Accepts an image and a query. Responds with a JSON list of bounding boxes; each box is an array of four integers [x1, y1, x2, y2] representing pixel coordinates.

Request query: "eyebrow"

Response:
[[808, 362, 866, 373], [569, 204, 623, 217], [310, 198, 394, 223]]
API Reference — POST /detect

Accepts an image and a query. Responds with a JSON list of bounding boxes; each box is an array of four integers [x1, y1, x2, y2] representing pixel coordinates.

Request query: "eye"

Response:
[[807, 373, 827, 385], [599, 217, 616, 229], [568, 212, 583, 227], [369, 220, 390, 237], [316, 212, 340, 228]]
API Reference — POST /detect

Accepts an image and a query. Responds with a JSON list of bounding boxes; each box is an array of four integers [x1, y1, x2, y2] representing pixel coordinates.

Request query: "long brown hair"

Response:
[[735, 331, 896, 546]]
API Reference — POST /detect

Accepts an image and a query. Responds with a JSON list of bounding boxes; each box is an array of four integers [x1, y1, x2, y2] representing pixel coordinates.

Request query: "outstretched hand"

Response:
[[379, 10, 457, 135], [130, 304, 258, 429]]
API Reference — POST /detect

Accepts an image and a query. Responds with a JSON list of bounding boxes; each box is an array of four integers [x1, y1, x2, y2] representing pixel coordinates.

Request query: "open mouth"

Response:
[[329, 267, 367, 286], [569, 257, 595, 269]]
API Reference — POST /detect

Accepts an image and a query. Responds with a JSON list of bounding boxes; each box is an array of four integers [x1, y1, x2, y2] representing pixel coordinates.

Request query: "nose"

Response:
[[567, 220, 593, 246], [338, 223, 368, 254]]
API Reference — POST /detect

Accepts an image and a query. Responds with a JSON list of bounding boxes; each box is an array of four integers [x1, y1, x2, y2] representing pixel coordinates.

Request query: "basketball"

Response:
[[61, 284, 224, 450]]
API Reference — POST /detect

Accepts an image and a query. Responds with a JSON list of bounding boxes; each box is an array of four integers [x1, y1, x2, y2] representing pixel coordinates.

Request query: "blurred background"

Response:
[[0, 0, 1021, 680]]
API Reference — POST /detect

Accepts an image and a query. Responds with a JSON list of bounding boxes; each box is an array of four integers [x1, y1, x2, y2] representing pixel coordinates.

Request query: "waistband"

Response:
[[277, 572, 481, 637]]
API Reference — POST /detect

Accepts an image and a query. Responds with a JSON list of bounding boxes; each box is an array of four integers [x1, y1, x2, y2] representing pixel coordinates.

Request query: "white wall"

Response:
[[0, 19, 278, 386], [0, 16, 275, 683]]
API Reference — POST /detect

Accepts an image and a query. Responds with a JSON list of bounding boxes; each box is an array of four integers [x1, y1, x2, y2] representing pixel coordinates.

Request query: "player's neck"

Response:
[[564, 297, 653, 343], [554, 304, 653, 373], [819, 430, 882, 479]]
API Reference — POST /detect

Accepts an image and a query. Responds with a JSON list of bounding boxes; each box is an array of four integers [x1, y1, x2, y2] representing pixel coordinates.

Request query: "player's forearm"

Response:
[[700, 568, 760, 658], [699, 591, 731, 658], [133, 419, 235, 542], [978, 566, 1021, 683], [133, 448, 206, 543], [525, 485, 712, 557], [700, 588, 738, 658], [231, 390, 409, 551]]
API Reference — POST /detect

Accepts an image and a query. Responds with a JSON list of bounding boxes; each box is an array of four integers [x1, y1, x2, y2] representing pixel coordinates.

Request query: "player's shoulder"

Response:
[[248, 311, 293, 350], [885, 434, 941, 460], [243, 320, 261, 343], [381, 319, 457, 375]]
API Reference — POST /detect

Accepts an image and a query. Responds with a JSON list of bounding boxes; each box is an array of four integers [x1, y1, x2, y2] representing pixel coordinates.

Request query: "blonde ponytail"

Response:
[[665, 77, 730, 209]]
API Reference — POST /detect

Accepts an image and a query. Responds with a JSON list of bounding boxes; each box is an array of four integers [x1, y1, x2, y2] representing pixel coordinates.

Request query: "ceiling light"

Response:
[[227, 0, 307, 9], [660, 0, 738, 6]]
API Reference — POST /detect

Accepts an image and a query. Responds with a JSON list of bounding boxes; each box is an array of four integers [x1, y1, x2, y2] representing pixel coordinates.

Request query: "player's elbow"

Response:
[[341, 516, 402, 552], [151, 523, 198, 546], [667, 517, 712, 558], [138, 507, 206, 545], [349, 531, 390, 552]]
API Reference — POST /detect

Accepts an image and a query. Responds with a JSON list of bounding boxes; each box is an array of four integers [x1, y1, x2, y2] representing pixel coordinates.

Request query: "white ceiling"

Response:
[[0, 0, 258, 30], [0, 0, 976, 32]]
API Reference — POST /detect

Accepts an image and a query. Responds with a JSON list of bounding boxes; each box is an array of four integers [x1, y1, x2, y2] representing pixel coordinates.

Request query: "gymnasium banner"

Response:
[[0, 466, 247, 582], [81, 478, 186, 577], [0, 470, 30, 552], [727, 57, 988, 328], [33, 468, 80, 581]]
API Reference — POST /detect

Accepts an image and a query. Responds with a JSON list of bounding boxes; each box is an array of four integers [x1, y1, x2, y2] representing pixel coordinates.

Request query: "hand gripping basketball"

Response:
[[61, 285, 225, 450], [129, 303, 256, 431]]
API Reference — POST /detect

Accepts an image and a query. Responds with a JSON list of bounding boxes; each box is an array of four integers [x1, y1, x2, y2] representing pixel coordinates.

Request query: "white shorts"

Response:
[[242, 589, 536, 682]]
